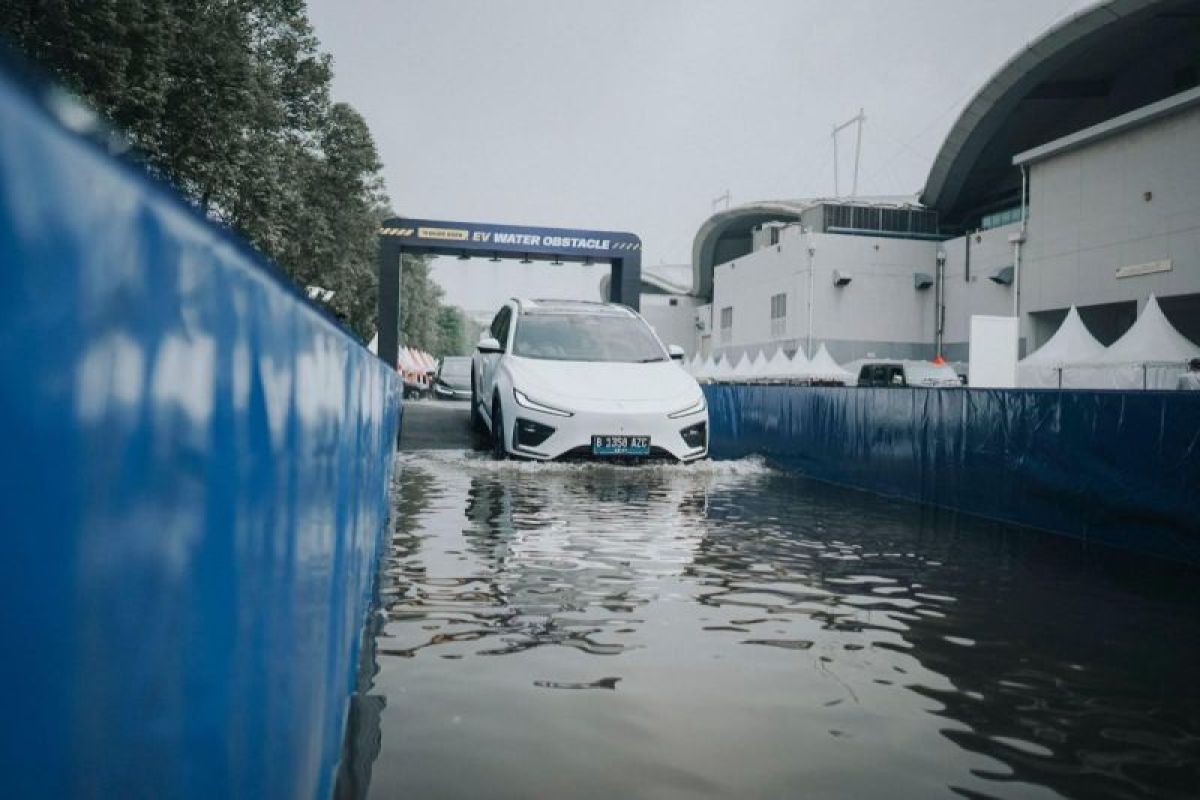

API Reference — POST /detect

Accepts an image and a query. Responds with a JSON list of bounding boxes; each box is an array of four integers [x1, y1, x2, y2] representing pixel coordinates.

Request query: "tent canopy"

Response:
[[806, 343, 853, 382], [1021, 306, 1105, 366], [759, 347, 801, 379], [1082, 295, 1200, 365]]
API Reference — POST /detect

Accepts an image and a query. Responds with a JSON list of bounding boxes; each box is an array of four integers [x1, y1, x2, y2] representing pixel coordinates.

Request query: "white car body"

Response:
[[471, 299, 708, 461]]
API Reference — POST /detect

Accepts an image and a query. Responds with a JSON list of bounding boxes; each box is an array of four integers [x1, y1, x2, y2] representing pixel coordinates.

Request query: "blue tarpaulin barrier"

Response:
[[0, 61, 401, 797], [705, 385, 1200, 564]]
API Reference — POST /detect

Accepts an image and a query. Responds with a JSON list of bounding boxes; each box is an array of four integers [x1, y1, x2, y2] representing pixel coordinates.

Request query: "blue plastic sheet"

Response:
[[705, 385, 1200, 564], [0, 63, 401, 797]]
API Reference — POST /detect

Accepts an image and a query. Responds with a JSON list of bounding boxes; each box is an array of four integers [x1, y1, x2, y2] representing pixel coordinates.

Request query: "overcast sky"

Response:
[[307, 0, 1094, 312]]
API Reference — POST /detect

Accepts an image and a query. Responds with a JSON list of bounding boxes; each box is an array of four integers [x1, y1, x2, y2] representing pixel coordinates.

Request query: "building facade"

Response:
[[684, 0, 1200, 369]]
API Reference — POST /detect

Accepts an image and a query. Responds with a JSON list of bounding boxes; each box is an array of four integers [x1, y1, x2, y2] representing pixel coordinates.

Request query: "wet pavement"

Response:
[[338, 448, 1200, 800]]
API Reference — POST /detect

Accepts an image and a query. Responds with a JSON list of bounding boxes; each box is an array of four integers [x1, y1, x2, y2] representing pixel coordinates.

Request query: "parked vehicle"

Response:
[[471, 299, 708, 461], [845, 358, 962, 388], [432, 356, 472, 400]]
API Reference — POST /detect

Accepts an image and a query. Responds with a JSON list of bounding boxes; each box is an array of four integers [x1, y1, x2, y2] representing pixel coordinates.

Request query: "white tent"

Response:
[[693, 355, 717, 381], [734, 352, 764, 381], [711, 354, 743, 383], [804, 343, 854, 384], [758, 347, 800, 381], [685, 353, 703, 375], [1063, 295, 1200, 389], [1017, 306, 1106, 388]]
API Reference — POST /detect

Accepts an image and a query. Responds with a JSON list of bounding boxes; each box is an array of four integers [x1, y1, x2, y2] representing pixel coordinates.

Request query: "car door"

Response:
[[477, 304, 512, 419]]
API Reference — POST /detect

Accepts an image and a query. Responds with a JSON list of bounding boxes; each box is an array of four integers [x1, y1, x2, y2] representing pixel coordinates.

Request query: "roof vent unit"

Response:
[[989, 266, 1015, 285], [833, 270, 853, 287], [752, 221, 789, 251], [913, 272, 934, 290]]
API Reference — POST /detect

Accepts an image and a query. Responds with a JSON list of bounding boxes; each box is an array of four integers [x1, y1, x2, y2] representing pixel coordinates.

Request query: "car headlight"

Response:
[[513, 387, 574, 417], [668, 396, 707, 419]]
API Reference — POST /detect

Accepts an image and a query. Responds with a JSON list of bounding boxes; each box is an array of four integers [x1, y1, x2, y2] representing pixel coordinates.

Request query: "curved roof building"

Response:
[[922, 0, 1200, 228], [690, 0, 1200, 300]]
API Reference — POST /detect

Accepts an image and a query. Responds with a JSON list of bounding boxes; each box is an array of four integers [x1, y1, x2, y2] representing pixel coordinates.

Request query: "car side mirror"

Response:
[[477, 336, 502, 354], [668, 344, 686, 361]]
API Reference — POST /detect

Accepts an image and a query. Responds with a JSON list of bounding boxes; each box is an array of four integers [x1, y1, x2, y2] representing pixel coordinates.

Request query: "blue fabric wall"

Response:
[[705, 385, 1200, 564], [0, 65, 401, 797]]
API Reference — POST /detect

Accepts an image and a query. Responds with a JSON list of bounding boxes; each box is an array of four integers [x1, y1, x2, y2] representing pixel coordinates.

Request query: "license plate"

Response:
[[591, 435, 650, 456]]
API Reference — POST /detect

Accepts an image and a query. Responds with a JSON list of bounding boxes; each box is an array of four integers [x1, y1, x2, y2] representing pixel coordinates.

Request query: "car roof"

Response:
[[515, 298, 635, 317]]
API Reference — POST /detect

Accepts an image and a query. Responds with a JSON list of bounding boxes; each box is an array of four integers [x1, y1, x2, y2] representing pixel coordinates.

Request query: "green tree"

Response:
[[434, 306, 466, 357], [398, 254, 443, 352], [0, 0, 388, 341]]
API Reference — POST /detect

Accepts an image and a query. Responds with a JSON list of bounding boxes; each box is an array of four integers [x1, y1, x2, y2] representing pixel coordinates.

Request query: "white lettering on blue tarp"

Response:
[[492, 232, 543, 246], [542, 235, 612, 250]]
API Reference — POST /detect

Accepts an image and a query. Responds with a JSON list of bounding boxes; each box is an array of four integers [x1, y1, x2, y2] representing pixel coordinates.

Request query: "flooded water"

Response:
[[338, 450, 1200, 800]]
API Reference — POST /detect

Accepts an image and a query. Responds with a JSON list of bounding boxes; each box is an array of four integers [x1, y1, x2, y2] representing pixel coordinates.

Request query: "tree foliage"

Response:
[[0, 0, 416, 341]]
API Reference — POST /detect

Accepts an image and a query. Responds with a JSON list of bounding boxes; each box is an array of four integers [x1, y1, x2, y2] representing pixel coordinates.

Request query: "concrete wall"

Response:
[[640, 293, 703, 356], [710, 229, 938, 363], [941, 222, 1023, 361], [1021, 102, 1200, 345]]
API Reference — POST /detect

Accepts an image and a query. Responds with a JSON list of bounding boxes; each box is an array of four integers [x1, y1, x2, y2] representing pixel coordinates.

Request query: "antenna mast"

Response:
[[831, 108, 866, 197]]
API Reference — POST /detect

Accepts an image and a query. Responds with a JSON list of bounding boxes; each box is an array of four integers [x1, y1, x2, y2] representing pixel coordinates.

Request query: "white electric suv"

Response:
[[470, 299, 708, 462]]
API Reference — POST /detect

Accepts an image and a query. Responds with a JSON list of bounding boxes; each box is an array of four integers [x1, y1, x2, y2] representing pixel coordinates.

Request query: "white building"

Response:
[[684, 0, 1200, 366]]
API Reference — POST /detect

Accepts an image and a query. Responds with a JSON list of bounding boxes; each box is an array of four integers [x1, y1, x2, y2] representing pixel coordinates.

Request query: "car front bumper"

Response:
[[505, 403, 708, 462], [433, 384, 470, 400]]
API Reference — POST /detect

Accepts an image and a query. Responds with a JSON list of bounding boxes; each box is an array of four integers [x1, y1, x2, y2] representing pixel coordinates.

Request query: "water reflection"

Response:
[[344, 450, 1200, 799]]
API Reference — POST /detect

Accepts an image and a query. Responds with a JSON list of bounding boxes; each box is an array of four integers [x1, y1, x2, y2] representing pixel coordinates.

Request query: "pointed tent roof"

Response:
[[750, 349, 777, 378], [1020, 306, 1106, 366], [685, 353, 703, 374], [711, 354, 742, 382], [1083, 295, 1200, 365], [693, 355, 717, 381], [736, 352, 764, 380], [759, 347, 799, 379], [806, 343, 853, 382]]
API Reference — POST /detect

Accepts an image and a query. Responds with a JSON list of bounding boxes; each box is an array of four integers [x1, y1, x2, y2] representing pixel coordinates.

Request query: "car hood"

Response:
[[509, 357, 702, 404]]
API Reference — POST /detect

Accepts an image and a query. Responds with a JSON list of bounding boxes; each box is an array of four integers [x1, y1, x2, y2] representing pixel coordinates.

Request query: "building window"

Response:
[[980, 206, 1022, 230], [720, 306, 733, 343], [770, 293, 787, 338]]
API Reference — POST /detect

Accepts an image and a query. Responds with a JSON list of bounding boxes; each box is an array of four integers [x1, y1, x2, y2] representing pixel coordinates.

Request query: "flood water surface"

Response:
[[341, 450, 1200, 799]]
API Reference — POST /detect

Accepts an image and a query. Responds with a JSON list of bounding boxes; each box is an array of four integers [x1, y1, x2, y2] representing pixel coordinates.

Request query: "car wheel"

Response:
[[490, 397, 508, 460], [470, 375, 485, 433]]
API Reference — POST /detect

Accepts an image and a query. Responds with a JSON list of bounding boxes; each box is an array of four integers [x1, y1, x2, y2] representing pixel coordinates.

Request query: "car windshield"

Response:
[[512, 312, 667, 363], [439, 359, 470, 380]]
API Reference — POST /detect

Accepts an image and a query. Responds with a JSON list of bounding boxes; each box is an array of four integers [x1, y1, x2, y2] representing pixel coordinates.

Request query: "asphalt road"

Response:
[[399, 399, 482, 451]]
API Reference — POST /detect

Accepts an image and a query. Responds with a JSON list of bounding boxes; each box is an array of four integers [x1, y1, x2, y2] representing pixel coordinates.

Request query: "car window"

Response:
[[511, 312, 667, 363], [438, 359, 470, 381], [858, 365, 873, 384], [490, 306, 512, 350]]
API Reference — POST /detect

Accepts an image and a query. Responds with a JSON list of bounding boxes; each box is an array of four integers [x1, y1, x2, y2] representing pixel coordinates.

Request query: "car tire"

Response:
[[470, 375, 486, 434], [490, 396, 508, 460]]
